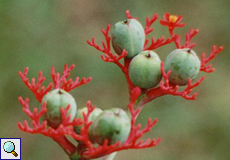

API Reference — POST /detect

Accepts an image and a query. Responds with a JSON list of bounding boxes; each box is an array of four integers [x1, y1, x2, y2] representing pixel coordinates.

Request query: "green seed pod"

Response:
[[92, 108, 131, 145], [41, 89, 77, 128], [129, 50, 162, 89], [74, 107, 102, 138], [112, 19, 145, 58], [164, 48, 200, 86]]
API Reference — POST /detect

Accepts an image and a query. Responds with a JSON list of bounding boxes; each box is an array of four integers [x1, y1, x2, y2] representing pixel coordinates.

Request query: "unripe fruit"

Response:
[[112, 19, 145, 58], [74, 107, 102, 136], [129, 50, 162, 89], [164, 48, 200, 86], [92, 108, 131, 145], [41, 89, 77, 128]]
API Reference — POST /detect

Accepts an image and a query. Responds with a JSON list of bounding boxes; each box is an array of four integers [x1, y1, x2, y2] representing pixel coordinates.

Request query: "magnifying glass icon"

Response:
[[3, 141, 18, 157]]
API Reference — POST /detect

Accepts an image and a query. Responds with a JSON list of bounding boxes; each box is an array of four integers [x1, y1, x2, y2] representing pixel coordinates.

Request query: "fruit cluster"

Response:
[[112, 18, 201, 88], [41, 88, 131, 146], [18, 10, 223, 160]]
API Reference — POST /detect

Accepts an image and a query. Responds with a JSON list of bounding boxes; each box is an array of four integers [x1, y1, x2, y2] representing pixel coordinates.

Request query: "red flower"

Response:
[[160, 13, 185, 29]]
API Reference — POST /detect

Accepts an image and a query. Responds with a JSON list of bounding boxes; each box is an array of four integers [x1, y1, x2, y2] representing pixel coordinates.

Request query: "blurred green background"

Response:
[[0, 0, 229, 159]]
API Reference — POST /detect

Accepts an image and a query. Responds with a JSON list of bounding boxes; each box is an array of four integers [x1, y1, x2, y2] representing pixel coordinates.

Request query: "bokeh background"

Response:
[[0, 0, 229, 160]]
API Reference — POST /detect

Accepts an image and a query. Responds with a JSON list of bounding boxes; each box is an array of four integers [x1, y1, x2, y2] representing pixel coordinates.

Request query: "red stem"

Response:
[[200, 45, 224, 73], [139, 87, 165, 107], [124, 58, 135, 99], [53, 136, 76, 155]]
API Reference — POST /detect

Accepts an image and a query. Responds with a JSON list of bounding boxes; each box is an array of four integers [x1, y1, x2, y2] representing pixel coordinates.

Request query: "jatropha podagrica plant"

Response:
[[18, 10, 223, 160]]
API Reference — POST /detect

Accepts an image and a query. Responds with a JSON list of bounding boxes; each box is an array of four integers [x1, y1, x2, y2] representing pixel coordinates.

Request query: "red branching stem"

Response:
[[125, 10, 133, 19], [182, 29, 199, 48], [165, 26, 181, 49], [160, 77, 205, 100], [144, 14, 158, 49], [137, 87, 165, 107], [87, 25, 128, 70], [168, 27, 199, 49], [51, 64, 74, 89], [143, 13, 175, 50], [144, 13, 158, 36], [69, 101, 99, 159], [60, 101, 97, 159], [19, 64, 91, 102], [169, 28, 199, 49], [159, 62, 205, 100], [144, 36, 174, 50], [127, 87, 143, 140], [200, 45, 224, 73], [18, 97, 47, 126], [19, 68, 52, 102], [171, 34, 182, 49], [124, 88, 159, 147], [51, 64, 92, 92], [78, 101, 95, 150], [82, 140, 120, 160], [137, 62, 205, 107], [87, 25, 135, 98], [53, 136, 76, 155], [124, 58, 135, 98]]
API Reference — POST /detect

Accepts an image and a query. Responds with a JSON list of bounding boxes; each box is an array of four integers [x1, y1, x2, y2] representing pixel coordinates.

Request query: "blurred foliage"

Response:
[[0, 0, 229, 160]]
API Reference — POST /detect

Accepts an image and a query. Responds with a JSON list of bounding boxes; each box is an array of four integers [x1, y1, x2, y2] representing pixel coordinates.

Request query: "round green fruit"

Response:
[[74, 107, 102, 136], [111, 19, 145, 58], [129, 50, 162, 89], [41, 89, 77, 128], [164, 48, 200, 86], [92, 108, 131, 145]]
